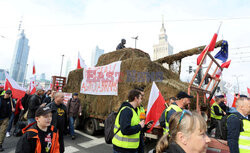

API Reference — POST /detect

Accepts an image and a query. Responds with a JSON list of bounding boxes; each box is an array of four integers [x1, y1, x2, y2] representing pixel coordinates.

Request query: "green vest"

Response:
[[0, 90, 5, 96], [164, 104, 182, 134], [137, 105, 145, 117], [112, 106, 141, 149], [239, 119, 250, 153], [211, 102, 223, 120]]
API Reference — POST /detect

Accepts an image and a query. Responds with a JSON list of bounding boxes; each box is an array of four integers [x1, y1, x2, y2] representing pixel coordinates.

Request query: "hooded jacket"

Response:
[[15, 122, 60, 153]]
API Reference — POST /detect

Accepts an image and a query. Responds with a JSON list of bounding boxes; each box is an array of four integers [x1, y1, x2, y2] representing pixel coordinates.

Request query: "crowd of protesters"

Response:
[[0, 87, 82, 153], [0, 85, 250, 153]]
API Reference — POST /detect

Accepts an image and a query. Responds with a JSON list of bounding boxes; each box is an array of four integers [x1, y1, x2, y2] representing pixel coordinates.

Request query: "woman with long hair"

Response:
[[156, 110, 211, 153]]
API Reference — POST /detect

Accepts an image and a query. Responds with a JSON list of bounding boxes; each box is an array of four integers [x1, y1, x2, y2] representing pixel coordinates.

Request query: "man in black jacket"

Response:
[[48, 92, 67, 153], [112, 89, 152, 153], [27, 86, 45, 124], [21, 90, 30, 113], [0, 90, 15, 152], [227, 97, 250, 153]]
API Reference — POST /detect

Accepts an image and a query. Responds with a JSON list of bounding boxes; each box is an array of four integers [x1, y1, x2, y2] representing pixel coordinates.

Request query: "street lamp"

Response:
[[131, 36, 138, 49], [60, 54, 64, 77]]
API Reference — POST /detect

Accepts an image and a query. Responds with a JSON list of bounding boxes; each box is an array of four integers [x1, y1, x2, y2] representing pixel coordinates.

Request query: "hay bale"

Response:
[[96, 48, 150, 66], [64, 50, 193, 118]]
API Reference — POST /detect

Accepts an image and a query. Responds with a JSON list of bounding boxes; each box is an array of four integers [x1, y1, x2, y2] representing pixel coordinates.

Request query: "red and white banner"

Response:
[[77, 52, 87, 69], [80, 61, 121, 95], [146, 82, 166, 132], [63, 92, 72, 105], [4, 71, 26, 99]]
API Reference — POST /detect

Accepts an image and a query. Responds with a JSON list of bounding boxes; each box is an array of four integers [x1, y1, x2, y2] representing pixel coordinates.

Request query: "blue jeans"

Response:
[[7, 113, 15, 132], [27, 118, 36, 125], [69, 117, 75, 136]]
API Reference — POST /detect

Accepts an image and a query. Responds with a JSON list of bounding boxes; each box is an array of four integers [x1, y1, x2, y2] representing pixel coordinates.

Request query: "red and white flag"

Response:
[[206, 94, 215, 106], [226, 93, 237, 108], [215, 60, 231, 78], [247, 87, 250, 97], [32, 61, 36, 75], [197, 23, 221, 65], [215, 68, 222, 78], [4, 71, 26, 99], [77, 52, 87, 69], [145, 82, 166, 132], [29, 76, 36, 94], [221, 60, 231, 68]]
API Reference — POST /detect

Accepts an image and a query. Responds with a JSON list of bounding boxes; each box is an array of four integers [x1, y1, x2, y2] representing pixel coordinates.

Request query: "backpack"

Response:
[[216, 113, 242, 140], [104, 111, 120, 144], [159, 109, 166, 127]]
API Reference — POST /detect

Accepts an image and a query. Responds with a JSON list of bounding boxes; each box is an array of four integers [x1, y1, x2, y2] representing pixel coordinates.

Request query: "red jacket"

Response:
[[15, 99, 24, 115]]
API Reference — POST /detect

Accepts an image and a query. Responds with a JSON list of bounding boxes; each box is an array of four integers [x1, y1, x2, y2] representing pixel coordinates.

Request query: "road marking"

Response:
[[78, 137, 105, 148], [75, 130, 97, 140], [65, 146, 80, 153], [8, 150, 15, 153]]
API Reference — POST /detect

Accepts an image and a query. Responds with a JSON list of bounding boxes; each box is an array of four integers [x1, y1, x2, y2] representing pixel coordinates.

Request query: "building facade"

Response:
[[10, 30, 30, 83], [91, 46, 104, 66], [153, 21, 173, 61]]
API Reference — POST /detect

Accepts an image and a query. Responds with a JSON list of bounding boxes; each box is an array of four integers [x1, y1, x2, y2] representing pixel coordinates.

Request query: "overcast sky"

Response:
[[0, 0, 250, 94]]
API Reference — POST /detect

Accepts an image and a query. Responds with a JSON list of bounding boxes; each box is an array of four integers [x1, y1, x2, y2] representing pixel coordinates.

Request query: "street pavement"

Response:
[[2, 129, 156, 153]]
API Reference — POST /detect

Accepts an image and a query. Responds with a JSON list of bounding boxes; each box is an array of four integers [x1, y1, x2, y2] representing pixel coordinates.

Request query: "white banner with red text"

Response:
[[80, 61, 121, 95]]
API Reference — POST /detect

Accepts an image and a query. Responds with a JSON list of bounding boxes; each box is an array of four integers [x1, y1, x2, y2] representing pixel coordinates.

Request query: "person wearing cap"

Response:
[[16, 106, 60, 153], [164, 91, 193, 135], [66, 93, 82, 140], [0, 90, 15, 152], [207, 95, 226, 136], [27, 85, 46, 125]]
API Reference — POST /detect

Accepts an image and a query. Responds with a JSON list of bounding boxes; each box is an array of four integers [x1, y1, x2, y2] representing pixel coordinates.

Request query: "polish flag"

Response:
[[247, 88, 250, 97], [4, 71, 26, 99], [215, 60, 231, 78], [215, 68, 222, 78], [221, 60, 231, 68], [197, 23, 222, 65], [77, 52, 87, 69], [32, 61, 36, 75], [145, 82, 166, 132], [29, 76, 36, 94], [226, 93, 237, 108]]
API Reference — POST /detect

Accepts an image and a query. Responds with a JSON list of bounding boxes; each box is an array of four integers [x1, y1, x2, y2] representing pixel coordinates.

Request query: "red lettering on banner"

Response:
[[86, 70, 96, 82], [106, 72, 114, 82]]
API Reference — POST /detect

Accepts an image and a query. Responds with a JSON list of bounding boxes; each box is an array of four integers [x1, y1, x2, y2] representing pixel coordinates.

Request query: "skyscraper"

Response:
[[91, 46, 104, 66], [10, 29, 30, 83], [153, 18, 173, 61]]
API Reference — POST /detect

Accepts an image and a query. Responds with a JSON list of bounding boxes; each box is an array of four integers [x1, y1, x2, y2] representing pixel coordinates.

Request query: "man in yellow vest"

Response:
[[164, 91, 193, 134], [207, 95, 226, 135], [227, 97, 250, 153], [112, 89, 152, 153]]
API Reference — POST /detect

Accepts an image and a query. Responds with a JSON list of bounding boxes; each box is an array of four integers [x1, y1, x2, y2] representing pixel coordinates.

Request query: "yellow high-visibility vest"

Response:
[[164, 104, 182, 135], [211, 102, 223, 120], [112, 106, 140, 149], [239, 119, 250, 153]]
